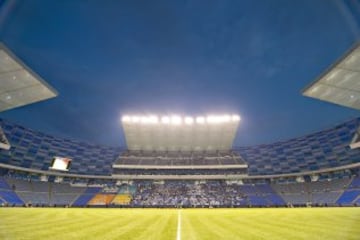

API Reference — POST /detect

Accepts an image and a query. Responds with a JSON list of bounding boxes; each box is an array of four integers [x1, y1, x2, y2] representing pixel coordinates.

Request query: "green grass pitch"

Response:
[[0, 207, 359, 240]]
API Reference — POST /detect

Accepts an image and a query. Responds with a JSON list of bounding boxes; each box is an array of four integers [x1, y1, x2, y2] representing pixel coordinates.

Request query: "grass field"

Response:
[[0, 208, 359, 240]]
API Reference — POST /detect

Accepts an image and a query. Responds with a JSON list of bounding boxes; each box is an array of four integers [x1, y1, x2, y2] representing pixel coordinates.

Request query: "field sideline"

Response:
[[0, 208, 359, 240]]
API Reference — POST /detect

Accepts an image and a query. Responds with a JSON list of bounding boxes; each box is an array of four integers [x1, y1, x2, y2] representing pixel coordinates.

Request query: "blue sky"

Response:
[[0, 0, 359, 147]]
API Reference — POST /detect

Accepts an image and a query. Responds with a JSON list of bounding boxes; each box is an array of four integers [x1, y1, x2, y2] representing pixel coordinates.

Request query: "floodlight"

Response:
[[121, 113, 241, 151], [148, 115, 159, 124], [206, 115, 222, 124], [161, 116, 170, 124], [131, 116, 140, 123], [184, 117, 194, 125], [222, 115, 231, 122], [206, 116, 214, 123], [171, 115, 182, 125], [196, 116, 205, 124], [232, 115, 241, 121], [122, 116, 131, 122], [124, 114, 240, 125], [140, 116, 149, 124]]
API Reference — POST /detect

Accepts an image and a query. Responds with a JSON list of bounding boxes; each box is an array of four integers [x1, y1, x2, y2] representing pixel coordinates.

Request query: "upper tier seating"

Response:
[[0, 119, 123, 175], [237, 118, 360, 175], [1, 118, 360, 177]]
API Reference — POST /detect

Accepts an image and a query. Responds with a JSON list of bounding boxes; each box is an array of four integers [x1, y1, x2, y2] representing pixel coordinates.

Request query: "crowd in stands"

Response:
[[1, 173, 359, 207], [1, 113, 360, 209], [132, 181, 249, 207]]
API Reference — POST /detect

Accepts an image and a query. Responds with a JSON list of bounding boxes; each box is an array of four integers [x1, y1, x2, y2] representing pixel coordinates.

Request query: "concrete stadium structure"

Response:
[[0, 117, 359, 207]]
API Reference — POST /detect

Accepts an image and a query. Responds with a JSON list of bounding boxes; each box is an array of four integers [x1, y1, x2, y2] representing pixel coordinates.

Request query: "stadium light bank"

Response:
[[121, 114, 241, 125]]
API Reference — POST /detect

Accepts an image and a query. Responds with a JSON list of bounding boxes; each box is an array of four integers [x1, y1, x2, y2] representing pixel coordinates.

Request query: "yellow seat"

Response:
[[88, 194, 115, 205], [111, 194, 132, 205]]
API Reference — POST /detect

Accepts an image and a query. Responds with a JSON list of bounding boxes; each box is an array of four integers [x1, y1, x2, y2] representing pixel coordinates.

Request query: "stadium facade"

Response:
[[0, 117, 359, 207]]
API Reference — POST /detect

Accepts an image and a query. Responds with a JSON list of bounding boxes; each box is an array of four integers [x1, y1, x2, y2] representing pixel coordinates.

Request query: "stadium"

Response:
[[1, 1, 360, 240]]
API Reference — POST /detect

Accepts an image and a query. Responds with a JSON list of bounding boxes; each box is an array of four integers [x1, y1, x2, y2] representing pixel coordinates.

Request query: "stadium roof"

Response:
[[0, 43, 57, 112], [303, 43, 360, 110], [122, 115, 240, 151]]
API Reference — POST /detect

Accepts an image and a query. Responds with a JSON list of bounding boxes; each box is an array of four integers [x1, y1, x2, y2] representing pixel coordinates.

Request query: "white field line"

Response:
[[176, 210, 182, 240]]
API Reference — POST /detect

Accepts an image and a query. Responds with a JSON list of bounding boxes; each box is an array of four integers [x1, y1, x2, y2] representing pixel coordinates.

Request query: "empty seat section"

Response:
[[248, 195, 268, 206], [0, 177, 24, 205], [17, 192, 48, 205], [0, 190, 24, 205], [336, 190, 360, 204], [5, 178, 32, 191], [72, 187, 102, 206], [311, 192, 341, 204], [51, 183, 87, 206], [266, 193, 286, 205], [348, 177, 360, 189], [0, 177, 11, 190], [16, 181, 49, 205]]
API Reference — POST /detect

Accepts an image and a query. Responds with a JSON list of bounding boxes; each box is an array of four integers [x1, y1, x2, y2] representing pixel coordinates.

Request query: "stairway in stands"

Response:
[[0, 177, 24, 205]]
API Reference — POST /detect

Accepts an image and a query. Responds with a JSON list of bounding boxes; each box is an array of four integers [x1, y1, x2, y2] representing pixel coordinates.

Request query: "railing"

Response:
[[112, 164, 248, 169], [0, 162, 359, 180]]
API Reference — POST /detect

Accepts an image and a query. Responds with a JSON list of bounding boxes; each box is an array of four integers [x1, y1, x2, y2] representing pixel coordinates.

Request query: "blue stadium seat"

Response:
[[0, 119, 123, 175], [236, 118, 360, 175]]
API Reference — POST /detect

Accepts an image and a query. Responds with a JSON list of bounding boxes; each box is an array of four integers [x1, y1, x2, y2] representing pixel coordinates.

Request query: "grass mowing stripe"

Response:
[[182, 210, 243, 240], [0, 208, 359, 240], [181, 210, 199, 240], [3, 209, 108, 238], [150, 210, 177, 240], [134, 211, 175, 240], [181, 208, 360, 240], [205, 211, 287, 240], [52, 211, 141, 240], [86, 211, 161, 240], [91, 217, 155, 239], [233, 208, 359, 240]]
